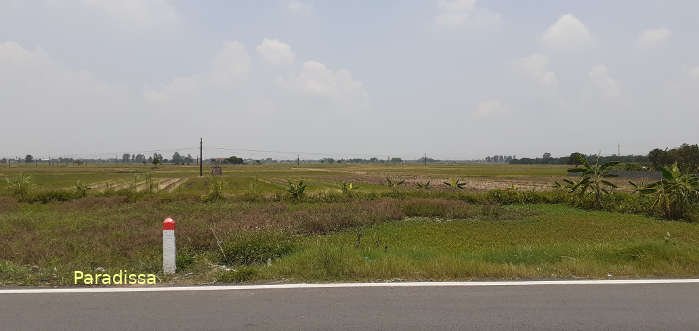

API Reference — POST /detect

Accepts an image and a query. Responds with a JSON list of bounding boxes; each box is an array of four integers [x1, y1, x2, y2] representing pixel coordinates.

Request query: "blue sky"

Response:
[[1, 0, 698, 160]]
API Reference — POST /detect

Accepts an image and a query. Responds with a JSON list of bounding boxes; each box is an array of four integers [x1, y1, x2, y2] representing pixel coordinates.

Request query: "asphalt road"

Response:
[[2, 283, 698, 330]]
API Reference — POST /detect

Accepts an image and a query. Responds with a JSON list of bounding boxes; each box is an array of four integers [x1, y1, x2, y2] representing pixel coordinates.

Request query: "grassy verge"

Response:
[[3, 199, 697, 286], [250, 205, 699, 282]]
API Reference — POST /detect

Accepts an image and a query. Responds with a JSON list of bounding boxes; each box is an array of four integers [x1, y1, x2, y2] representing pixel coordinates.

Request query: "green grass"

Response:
[[256, 205, 699, 282]]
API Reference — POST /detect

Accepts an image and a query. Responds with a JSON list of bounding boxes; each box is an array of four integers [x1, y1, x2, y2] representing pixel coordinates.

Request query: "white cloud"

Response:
[[514, 54, 558, 87], [78, 0, 178, 29], [256, 39, 295, 65], [145, 43, 367, 112], [287, 1, 312, 15], [0, 41, 131, 149], [474, 99, 508, 118], [210, 41, 251, 86], [0, 41, 119, 103], [589, 65, 620, 97], [540, 14, 594, 51], [284, 61, 367, 102], [434, 0, 502, 29], [145, 41, 250, 103], [637, 28, 672, 49]]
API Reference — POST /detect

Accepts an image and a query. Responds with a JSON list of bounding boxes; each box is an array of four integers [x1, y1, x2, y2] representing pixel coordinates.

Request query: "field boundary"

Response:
[[2, 279, 699, 294]]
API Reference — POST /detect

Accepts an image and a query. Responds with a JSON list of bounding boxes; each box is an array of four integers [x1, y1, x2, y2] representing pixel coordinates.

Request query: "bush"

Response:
[[634, 163, 699, 219], [5, 173, 32, 200], [287, 180, 306, 200], [73, 181, 90, 198], [219, 231, 294, 266], [201, 177, 225, 202]]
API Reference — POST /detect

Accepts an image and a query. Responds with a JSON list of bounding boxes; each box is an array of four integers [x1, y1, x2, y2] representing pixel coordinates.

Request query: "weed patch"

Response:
[[216, 266, 258, 283], [219, 231, 294, 266]]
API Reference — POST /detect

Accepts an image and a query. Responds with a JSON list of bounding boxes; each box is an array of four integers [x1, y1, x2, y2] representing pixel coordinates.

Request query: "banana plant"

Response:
[[631, 163, 699, 219], [386, 177, 405, 191], [74, 180, 91, 198], [443, 177, 466, 190], [567, 154, 619, 208], [340, 182, 357, 194], [287, 180, 307, 200], [553, 178, 579, 190]]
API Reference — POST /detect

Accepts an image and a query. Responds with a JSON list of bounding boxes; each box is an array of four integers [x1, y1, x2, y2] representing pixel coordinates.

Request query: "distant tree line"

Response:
[[648, 144, 699, 173], [484, 155, 515, 163], [510, 152, 648, 166], [118, 152, 195, 165], [509, 143, 698, 172], [319, 157, 407, 164]]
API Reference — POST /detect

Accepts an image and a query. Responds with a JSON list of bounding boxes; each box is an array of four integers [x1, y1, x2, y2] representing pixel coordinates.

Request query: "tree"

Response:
[[171, 152, 183, 165], [648, 144, 699, 172], [134, 154, 146, 164], [122, 153, 131, 163], [184, 154, 194, 165], [25, 155, 33, 163], [152, 156, 161, 167], [567, 152, 584, 166], [224, 156, 244, 164]]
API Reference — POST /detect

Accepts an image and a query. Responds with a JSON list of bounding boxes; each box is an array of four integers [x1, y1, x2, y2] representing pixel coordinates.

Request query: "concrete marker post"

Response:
[[163, 217, 176, 274]]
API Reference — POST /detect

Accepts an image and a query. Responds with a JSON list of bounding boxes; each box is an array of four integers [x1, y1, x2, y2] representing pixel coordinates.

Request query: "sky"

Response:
[[1, 0, 698, 160]]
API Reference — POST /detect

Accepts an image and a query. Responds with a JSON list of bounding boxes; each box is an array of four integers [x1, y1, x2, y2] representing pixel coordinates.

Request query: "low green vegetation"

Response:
[[0, 163, 697, 286], [255, 205, 699, 282], [632, 163, 699, 219]]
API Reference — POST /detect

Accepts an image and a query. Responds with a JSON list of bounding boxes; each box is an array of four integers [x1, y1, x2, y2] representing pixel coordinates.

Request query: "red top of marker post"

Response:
[[163, 217, 175, 231]]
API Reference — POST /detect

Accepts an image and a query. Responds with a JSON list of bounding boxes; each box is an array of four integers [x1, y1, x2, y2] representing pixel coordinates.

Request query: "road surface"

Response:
[[1, 282, 698, 330]]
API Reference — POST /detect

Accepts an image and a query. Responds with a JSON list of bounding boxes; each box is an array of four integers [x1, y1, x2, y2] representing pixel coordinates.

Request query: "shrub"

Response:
[[73, 181, 90, 198], [201, 176, 225, 202], [287, 180, 306, 200], [443, 178, 466, 190], [385, 177, 405, 191], [634, 163, 699, 219], [415, 181, 431, 190], [5, 173, 32, 200], [219, 231, 294, 266], [339, 182, 357, 194]]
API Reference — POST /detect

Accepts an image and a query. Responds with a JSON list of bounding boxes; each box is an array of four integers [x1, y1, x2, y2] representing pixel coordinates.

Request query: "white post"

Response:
[[163, 217, 176, 274]]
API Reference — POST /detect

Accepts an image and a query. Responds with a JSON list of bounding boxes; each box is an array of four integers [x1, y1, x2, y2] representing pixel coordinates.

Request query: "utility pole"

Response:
[[297, 155, 300, 167], [618, 143, 621, 157], [199, 138, 203, 177], [424, 152, 427, 167]]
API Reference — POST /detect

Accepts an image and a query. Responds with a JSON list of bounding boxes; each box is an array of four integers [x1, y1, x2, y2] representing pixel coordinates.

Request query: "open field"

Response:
[[0, 162, 644, 193], [1, 163, 697, 286]]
